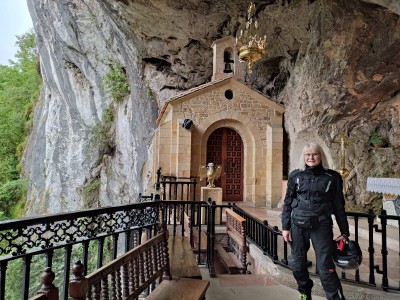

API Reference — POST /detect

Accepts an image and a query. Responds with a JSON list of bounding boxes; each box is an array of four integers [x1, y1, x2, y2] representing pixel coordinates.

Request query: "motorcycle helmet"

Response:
[[333, 238, 363, 270]]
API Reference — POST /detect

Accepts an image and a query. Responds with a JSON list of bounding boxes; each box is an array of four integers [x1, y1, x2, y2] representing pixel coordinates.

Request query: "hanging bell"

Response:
[[223, 62, 233, 73], [223, 50, 234, 73]]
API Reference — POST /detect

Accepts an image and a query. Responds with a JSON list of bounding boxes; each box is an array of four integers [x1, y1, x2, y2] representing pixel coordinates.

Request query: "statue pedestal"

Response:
[[201, 187, 222, 224], [383, 194, 400, 227], [367, 177, 400, 228]]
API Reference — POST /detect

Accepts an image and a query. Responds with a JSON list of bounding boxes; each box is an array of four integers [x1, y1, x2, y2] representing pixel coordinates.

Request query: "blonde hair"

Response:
[[297, 143, 329, 170]]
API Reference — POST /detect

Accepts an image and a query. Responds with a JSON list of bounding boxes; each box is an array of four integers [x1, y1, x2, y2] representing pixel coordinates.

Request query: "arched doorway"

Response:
[[206, 127, 243, 201]]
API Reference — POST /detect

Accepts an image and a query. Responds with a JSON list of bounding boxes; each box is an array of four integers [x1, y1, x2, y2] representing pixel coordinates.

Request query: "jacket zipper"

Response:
[[309, 176, 313, 209]]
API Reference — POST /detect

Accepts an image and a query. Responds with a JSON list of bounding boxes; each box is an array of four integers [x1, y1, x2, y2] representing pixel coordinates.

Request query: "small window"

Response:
[[225, 89, 233, 100]]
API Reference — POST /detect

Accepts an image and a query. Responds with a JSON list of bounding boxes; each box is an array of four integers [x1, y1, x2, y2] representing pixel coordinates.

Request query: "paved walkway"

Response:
[[202, 203, 399, 299], [202, 265, 399, 299]]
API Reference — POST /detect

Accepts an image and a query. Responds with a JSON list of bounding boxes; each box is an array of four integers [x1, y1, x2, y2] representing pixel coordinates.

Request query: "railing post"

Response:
[[22, 254, 32, 300], [379, 209, 389, 290], [154, 194, 164, 224], [0, 261, 7, 300], [192, 178, 197, 201], [112, 233, 119, 260], [262, 220, 269, 254], [160, 222, 172, 280], [35, 267, 59, 300], [97, 237, 105, 268], [206, 198, 216, 277], [124, 230, 132, 253], [162, 181, 167, 200], [353, 216, 360, 282], [155, 167, 161, 191], [282, 235, 289, 266], [45, 249, 54, 269], [272, 226, 279, 261], [173, 182, 178, 200], [367, 209, 376, 286], [69, 261, 88, 300]]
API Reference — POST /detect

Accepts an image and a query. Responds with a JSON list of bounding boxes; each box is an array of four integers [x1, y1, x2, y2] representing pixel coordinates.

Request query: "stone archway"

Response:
[[194, 116, 257, 205]]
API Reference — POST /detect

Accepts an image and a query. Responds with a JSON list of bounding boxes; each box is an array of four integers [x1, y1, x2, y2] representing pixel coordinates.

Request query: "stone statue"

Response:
[[198, 162, 222, 188]]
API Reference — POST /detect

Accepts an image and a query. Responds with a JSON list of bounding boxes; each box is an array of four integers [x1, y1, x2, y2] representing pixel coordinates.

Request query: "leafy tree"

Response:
[[0, 29, 41, 218]]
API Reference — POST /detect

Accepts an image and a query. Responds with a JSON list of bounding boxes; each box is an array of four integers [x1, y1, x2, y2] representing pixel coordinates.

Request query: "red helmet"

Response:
[[333, 238, 363, 270]]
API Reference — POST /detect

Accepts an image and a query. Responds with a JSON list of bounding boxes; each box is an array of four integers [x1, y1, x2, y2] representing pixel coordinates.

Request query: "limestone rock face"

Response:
[[23, 0, 400, 215]]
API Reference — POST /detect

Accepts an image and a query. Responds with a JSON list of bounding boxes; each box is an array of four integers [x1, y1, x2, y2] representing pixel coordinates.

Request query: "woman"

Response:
[[281, 143, 349, 300]]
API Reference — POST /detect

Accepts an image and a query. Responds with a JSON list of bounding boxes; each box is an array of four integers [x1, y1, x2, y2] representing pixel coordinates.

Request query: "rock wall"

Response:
[[23, 0, 400, 215]]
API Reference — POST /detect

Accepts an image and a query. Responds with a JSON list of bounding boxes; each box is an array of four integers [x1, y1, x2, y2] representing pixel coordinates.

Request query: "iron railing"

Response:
[[230, 205, 400, 293], [155, 168, 198, 201], [1, 194, 399, 298], [0, 199, 214, 300], [0, 202, 161, 300]]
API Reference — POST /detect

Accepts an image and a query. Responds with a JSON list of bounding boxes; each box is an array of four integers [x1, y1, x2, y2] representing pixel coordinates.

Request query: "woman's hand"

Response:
[[282, 230, 292, 244], [335, 234, 347, 242], [335, 235, 347, 251]]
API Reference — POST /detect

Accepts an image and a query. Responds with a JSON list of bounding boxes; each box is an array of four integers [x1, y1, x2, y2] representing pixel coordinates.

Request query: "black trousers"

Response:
[[290, 218, 345, 300]]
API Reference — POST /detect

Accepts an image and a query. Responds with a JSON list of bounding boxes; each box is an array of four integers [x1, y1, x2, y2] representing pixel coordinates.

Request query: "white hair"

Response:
[[297, 143, 329, 170]]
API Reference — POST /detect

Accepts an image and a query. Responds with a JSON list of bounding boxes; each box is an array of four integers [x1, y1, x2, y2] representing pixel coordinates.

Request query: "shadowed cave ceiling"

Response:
[[23, 0, 400, 215]]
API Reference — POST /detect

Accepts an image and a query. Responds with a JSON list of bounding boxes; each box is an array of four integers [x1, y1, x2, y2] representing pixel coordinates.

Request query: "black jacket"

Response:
[[281, 165, 350, 236]]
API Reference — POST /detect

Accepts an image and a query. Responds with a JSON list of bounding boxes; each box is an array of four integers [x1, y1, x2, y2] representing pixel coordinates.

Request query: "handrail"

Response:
[[155, 167, 198, 201], [69, 224, 170, 299], [0, 201, 160, 259], [231, 205, 400, 292], [1, 199, 399, 298], [0, 201, 161, 300]]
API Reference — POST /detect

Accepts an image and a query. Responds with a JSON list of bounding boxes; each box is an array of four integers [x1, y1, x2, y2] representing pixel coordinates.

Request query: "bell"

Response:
[[223, 62, 233, 73]]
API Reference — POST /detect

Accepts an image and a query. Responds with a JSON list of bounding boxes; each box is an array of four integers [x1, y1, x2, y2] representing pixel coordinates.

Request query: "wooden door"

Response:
[[206, 128, 243, 201]]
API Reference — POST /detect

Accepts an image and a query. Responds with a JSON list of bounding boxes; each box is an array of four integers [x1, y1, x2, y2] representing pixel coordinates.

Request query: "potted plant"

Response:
[[368, 130, 386, 147]]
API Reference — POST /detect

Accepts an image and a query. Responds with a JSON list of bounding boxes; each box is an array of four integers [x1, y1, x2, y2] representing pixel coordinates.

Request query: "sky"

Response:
[[0, 0, 33, 65]]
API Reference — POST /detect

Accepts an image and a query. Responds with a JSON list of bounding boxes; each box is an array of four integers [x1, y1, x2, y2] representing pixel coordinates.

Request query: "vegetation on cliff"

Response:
[[0, 29, 41, 220]]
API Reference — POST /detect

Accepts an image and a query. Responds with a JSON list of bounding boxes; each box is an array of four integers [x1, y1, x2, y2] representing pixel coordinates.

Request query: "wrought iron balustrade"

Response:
[[0, 202, 160, 300], [1, 197, 399, 299], [155, 167, 198, 201], [0, 199, 213, 300], [230, 205, 400, 293]]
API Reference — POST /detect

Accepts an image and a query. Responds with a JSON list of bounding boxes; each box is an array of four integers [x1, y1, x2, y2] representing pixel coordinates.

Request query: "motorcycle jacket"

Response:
[[281, 164, 350, 237]]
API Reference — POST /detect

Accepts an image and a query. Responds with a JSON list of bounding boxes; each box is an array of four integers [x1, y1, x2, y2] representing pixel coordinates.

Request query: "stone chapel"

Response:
[[152, 36, 285, 208]]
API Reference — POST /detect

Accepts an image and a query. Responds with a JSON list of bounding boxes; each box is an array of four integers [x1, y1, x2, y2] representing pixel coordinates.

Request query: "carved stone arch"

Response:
[[193, 113, 263, 205]]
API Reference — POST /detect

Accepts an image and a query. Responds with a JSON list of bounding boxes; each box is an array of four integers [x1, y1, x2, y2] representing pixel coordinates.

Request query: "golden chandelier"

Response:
[[236, 2, 267, 73]]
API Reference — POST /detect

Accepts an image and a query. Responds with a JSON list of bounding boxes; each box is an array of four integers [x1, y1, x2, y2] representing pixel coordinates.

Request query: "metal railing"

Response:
[[0, 199, 214, 300], [1, 196, 399, 299], [229, 205, 400, 293], [0, 202, 161, 300], [155, 168, 198, 201]]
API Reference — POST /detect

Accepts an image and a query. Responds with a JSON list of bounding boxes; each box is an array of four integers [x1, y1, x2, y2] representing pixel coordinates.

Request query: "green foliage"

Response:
[[0, 211, 6, 221], [367, 130, 386, 147], [102, 106, 115, 126], [102, 63, 130, 102], [82, 177, 101, 208], [0, 179, 26, 216], [71, 237, 114, 274], [88, 106, 115, 152], [0, 29, 41, 219], [146, 87, 153, 97], [12, 29, 38, 66], [5, 259, 23, 300]]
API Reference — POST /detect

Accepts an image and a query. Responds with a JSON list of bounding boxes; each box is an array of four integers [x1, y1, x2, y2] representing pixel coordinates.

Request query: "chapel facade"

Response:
[[152, 36, 285, 208]]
